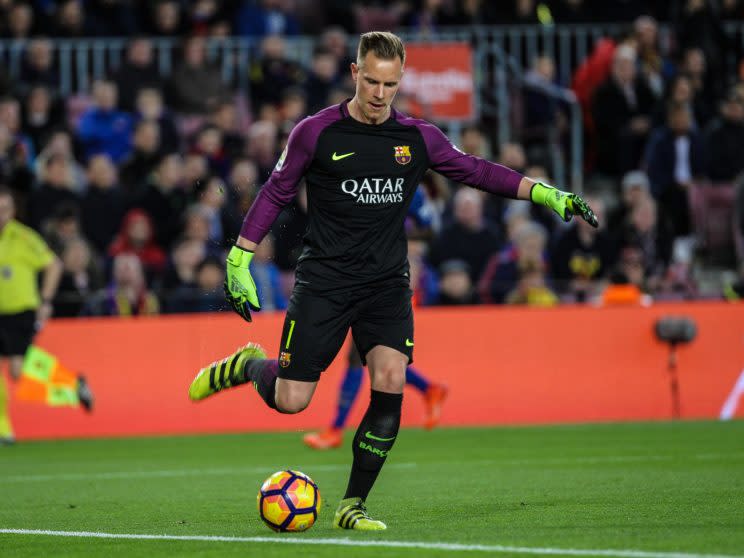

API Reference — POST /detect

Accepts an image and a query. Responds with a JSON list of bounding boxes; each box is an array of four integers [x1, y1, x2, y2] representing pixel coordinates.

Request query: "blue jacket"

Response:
[[77, 108, 134, 163]]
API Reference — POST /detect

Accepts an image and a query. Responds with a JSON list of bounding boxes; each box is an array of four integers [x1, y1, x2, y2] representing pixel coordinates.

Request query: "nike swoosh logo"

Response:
[[405, 339, 414, 347], [365, 431, 396, 442], [332, 151, 355, 161]]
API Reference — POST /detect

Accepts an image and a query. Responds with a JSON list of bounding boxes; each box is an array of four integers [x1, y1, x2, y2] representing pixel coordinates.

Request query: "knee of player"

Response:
[[274, 390, 311, 414], [371, 365, 405, 393]]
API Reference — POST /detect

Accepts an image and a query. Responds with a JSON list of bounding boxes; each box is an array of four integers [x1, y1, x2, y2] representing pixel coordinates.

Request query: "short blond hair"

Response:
[[357, 31, 406, 66]]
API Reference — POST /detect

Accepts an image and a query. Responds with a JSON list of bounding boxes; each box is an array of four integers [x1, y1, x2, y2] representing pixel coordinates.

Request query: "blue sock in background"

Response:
[[405, 366, 430, 393], [332, 366, 364, 429]]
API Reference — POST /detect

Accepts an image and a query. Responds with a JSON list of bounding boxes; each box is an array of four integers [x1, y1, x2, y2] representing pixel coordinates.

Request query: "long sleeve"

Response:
[[417, 121, 522, 198]]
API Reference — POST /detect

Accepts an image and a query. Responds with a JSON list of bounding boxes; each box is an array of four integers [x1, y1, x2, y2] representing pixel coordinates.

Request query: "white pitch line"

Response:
[[0, 462, 417, 483], [0, 528, 741, 558]]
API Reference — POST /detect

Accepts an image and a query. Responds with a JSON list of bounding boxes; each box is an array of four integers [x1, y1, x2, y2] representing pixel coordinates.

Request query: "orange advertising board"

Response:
[[400, 42, 475, 120], [7, 302, 744, 440]]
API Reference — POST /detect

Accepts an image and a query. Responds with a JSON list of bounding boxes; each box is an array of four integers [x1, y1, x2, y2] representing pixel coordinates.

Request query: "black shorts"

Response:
[[277, 285, 414, 382], [0, 311, 37, 357]]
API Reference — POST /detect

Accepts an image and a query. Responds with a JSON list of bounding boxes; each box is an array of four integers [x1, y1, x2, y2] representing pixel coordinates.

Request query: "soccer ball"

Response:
[[257, 470, 321, 532]]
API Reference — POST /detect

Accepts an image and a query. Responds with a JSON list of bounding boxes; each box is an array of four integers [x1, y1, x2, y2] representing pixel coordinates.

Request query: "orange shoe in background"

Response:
[[303, 427, 343, 450], [423, 384, 448, 430]]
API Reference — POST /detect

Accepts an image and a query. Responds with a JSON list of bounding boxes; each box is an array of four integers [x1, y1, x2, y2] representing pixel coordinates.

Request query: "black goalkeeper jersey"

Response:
[[241, 100, 523, 293]]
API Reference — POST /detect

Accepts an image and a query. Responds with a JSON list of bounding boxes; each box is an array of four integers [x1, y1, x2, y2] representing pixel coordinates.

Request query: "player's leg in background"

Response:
[[0, 356, 22, 443], [405, 366, 449, 429], [303, 342, 364, 449]]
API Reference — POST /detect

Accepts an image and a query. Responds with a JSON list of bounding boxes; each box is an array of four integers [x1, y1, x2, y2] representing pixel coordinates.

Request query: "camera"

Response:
[[654, 316, 697, 345]]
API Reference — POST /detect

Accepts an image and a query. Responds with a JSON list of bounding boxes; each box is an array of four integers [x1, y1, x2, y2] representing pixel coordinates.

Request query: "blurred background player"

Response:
[[0, 186, 92, 445]]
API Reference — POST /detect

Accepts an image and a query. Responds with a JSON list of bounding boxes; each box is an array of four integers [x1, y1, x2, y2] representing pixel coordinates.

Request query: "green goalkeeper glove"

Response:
[[224, 245, 261, 322], [530, 182, 599, 228]]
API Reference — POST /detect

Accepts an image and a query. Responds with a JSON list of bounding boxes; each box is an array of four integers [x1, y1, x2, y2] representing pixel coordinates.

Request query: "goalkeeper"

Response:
[[189, 31, 597, 531]]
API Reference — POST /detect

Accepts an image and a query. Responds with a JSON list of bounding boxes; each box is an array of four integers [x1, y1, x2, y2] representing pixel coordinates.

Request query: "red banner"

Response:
[[8, 302, 744, 440], [400, 42, 475, 121]]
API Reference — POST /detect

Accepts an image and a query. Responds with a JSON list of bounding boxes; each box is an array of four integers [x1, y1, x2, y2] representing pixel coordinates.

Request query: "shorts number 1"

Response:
[[285, 320, 296, 349]]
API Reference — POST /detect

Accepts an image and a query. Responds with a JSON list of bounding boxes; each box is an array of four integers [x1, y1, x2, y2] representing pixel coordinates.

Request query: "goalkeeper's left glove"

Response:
[[530, 182, 599, 228], [224, 245, 261, 322]]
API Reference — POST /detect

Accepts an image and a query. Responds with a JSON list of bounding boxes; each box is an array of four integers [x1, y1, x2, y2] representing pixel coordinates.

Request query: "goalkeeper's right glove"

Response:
[[530, 182, 599, 228], [224, 245, 261, 322]]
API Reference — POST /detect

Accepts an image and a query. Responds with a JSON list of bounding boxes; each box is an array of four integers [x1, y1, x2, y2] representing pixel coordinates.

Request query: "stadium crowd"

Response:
[[2, 0, 744, 317]]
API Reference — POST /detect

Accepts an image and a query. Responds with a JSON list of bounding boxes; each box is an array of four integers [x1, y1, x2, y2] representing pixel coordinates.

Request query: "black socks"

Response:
[[344, 390, 403, 501], [243, 359, 279, 410]]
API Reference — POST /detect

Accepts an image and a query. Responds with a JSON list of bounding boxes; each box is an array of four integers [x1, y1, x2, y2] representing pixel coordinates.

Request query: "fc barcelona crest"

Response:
[[394, 145, 412, 165], [279, 351, 292, 368]]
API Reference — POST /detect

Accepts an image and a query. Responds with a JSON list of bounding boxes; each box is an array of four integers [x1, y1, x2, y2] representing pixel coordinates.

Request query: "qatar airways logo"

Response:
[[341, 177, 405, 204]]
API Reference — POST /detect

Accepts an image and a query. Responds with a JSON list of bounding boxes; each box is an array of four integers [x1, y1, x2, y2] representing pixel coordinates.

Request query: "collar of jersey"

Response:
[[339, 98, 398, 127]]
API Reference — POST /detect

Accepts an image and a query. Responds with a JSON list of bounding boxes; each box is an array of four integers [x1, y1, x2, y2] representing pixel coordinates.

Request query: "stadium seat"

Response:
[[688, 182, 736, 266]]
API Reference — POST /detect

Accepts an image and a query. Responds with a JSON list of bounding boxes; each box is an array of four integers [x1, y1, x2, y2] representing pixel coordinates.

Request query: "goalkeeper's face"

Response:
[[350, 52, 403, 124]]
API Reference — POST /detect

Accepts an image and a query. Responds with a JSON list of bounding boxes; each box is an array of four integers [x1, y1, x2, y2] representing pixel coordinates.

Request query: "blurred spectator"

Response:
[[428, 188, 500, 285], [54, 0, 95, 37], [134, 152, 187, 249], [305, 47, 340, 114], [250, 35, 306, 109], [76, 79, 134, 163], [108, 208, 167, 280], [678, 47, 718, 123], [644, 102, 704, 237], [182, 152, 209, 194], [617, 196, 673, 288], [319, 27, 353, 80], [135, 88, 180, 153], [460, 124, 493, 159], [193, 174, 226, 245], [21, 85, 66, 153], [119, 119, 161, 195], [599, 249, 650, 306], [191, 124, 230, 179], [181, 203, 220, 254], [0, 122, 34, 200], [111, 38, 163, 112], [522, 55, 564, 157], [42, 201, 82, 255], [206, 99, 245, 161], [608, 169, 653, 232], [653, 73, 712, 128], [28, 153, 80, 230], [703, 89, 744, 182], [187, 0, 225, 35], [168, 35, 229, 115], [54, 236, 103, 317], [435, 259, 479, 305], [551, 0, 594, 23], [81, 154, 125, 253], [479, 220, 552, 304], [5, 2, 35, 39], [148, 0, 186, 36], [33, 129, 85, 193], [633, 16, 667, 99], [246, 119, 279, 180], [0, 96, 35, 164], [504, 261, 559, 307], [251, 235, 287, 311], [119, 120, 160, 198], [279, 88, 308, 127], [236, 0, 300, 37], [164, 255, 225, 313], [551, 196, 614, 301], [592, 45, 656, 177], [18, 39, 58, 94], [673, 0, 731, 103], [161, 236, 205, 292], [85, 253, 159, 316]]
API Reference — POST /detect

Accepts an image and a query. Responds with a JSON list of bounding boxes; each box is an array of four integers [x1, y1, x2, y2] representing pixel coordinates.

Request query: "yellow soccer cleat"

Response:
[[189, 343, 266, 401], [334, 498, 387, 531]]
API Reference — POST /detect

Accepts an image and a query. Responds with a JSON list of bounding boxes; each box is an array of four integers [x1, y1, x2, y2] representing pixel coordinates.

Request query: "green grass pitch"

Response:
[[1, 421, 743, 558]]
